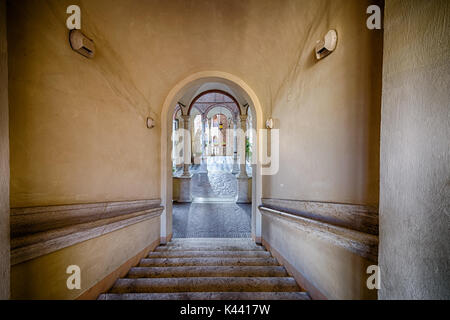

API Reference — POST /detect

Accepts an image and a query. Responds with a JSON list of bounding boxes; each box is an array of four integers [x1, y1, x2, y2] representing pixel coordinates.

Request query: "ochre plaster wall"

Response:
[[260, 0, 383, 300], [262, 215, 377, 300], [8, 0, 162, 207], [8, 0, 383, 300], [262, 0, 383, 206], [11, 217, 160, 300], [379, 0, 450, 300], [8, 0, 382, 207]]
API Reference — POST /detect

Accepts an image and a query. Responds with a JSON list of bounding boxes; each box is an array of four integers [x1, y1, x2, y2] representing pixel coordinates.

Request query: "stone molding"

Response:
[[259, 202, 378, 262], [261, 198, 378, 235], [11, 200, 163, 265]]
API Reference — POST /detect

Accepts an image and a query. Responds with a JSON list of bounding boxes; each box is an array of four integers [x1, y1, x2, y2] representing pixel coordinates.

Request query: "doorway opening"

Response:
[[171, 90, 254, 238], [160, 71, 263, 244]]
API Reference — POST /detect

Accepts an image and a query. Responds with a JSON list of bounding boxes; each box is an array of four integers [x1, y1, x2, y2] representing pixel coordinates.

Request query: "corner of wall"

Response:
[[0, 0, 10, 300]]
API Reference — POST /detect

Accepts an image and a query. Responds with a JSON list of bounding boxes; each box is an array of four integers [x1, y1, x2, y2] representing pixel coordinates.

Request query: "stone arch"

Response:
[[187, 89, 242, 116], [173, 104, 182, 120], [206, 106, 234, 120], [160, 71, 264, 244], [204, 104, 238, 119]]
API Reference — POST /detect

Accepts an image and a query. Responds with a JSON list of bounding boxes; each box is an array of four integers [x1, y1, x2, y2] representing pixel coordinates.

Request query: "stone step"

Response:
[[155, 244, 265, 252], [148, 250, 271, 259], [139, 257, 278, 267], [109, 277, 300, 293], [101, 239, 308, 300], [127, 266, 288, 278], [170, 238, 254, 243], [171, 238, 252, 241], [99, 291, 311, 300], [161, 239, 259, 247]]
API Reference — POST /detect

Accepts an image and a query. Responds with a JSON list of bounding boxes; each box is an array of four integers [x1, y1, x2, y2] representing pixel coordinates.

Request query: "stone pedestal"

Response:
[[232, 153, 239, 174], [231, 116, 239, 174], [173, 175, 193, 203], [199, 158, 208, 173], [237, 176, 251, 204]]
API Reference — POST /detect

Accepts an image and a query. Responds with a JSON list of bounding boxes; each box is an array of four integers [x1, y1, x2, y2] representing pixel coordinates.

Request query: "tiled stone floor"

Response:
[[173, 156, 252, 238], [173, 202, 251, 238], [192, 172, 237, 199]]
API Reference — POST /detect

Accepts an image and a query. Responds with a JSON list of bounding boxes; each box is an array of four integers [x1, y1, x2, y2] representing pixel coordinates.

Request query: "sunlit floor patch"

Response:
[[173, 202, 252, 238]]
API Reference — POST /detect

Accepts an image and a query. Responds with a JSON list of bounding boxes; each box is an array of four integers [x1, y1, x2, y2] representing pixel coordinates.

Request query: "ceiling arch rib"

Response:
[[187, 90, 241, 116], [207, 107, 234, 120]]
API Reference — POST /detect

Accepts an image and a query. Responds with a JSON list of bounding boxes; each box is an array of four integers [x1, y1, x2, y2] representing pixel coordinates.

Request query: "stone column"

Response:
[[173, 114, 192, 203], [181, 115, 192, 177], [237, 114, 248, 178], [237, 114, 250, 203], [208, 118, 212, 156], [209, 117, 215, 157], [200, 114, 208, 173], [231, 115, 239, 174], [201, 115, 207, 161]]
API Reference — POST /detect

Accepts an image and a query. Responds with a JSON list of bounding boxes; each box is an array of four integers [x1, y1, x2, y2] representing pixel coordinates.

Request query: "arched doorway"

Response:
[[171, 91, 251, 238], [160, 71, 263, 244]]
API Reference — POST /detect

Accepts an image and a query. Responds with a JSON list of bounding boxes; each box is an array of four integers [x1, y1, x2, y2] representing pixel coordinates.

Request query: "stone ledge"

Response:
[[261, 198, 378, 235], [259, 206, 378, 262], [11, 200, 163, 265], [11, 199, 161, 237]]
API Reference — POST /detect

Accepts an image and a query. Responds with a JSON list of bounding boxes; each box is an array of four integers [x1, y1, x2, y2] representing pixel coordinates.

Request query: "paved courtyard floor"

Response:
[[173, 156, 252, 238]]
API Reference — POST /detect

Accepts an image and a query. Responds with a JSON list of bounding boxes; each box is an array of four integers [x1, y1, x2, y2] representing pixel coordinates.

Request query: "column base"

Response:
[[199, 158, 208, 173], [181, 171, 193, 178], [236, 176, 251, 204], [173, 175, 193, 203], [237, 173, 248, 179]]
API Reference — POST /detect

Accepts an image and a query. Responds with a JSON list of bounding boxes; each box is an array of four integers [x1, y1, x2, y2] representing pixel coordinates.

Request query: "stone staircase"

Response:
[[98, 238, 310, 300]]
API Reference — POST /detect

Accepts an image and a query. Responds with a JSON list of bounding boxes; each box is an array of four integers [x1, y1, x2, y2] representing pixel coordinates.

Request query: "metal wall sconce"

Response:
[[69, 29, 95, 59], [146, 117, 155, 129], [315, 30, 338, 60]]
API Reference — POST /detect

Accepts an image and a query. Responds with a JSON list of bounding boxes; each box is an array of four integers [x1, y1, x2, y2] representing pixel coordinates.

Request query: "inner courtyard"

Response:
[[171, 91, 254, 238]]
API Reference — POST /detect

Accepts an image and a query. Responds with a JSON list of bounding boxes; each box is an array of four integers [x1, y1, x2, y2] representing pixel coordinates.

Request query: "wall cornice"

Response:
[[259, 199, 379, 262], [11, 200, 163, 265], [261, 198, 378, 235]]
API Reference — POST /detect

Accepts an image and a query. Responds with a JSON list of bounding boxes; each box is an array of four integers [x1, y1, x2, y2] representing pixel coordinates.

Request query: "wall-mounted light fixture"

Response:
[[146, 117, 155, 129], [69, 29, 95, 59], [315, 30, 338, 60]]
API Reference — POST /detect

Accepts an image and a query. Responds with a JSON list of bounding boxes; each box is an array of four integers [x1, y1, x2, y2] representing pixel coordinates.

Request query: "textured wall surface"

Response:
[[0, 0, 10, 300], [262, 214, 377, 300], [11, 217, 160, 299], [259, 0, 383, 300], [7, 0, 384, 299], [262, 0, 383, 206], [8, 0, 381, 208], [379, 0, 450, 299]]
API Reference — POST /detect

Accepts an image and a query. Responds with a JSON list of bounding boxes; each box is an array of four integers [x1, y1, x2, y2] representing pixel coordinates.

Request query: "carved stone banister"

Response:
[[11, 199, 161, 237], [261, 198, 378, 235], [259, 205, 378, 262], [11, 200, 164, 265]]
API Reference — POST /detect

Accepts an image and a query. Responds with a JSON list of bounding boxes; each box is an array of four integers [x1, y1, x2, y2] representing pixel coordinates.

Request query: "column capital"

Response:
[[239, 114, 248, 122], [181, 115, 191, 121]]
